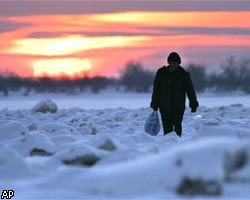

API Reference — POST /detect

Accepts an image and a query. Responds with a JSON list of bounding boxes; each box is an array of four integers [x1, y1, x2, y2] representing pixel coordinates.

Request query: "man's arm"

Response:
[[185, 72, 199, 111], [150, 70, 161, 111]]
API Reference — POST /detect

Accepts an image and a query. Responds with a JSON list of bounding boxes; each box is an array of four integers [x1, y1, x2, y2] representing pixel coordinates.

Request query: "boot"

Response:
[[164, 128, 173, 136], [174, 126, 182, 137]]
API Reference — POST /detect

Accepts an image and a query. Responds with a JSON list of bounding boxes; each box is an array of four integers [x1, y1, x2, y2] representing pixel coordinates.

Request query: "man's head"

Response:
[[167, 52, 181, 72], [167, 52, 181, 64]]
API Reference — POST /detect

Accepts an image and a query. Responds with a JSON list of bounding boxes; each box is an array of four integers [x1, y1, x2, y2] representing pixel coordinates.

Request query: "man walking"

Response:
[[150, 52, 199, 137]]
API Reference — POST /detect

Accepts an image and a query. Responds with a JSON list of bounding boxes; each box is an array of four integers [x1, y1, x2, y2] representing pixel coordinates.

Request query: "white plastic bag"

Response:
[[144, 111, 160, 136]]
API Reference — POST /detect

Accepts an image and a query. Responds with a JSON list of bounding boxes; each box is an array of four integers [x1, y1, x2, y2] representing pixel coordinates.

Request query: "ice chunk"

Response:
[[98, 138, 117, 151], [39, 122, 79, 136], [176, 178, 222, 196], [31, 99, 58, 113], [55, 142, 101, 167]]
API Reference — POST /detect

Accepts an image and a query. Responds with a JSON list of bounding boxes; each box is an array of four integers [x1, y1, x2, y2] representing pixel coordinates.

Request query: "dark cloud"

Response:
[[145, 27, 250, 36], [28, 31, 158, 38], [0, 20, 28, 33], [28, 32, 66, 38], [0, 0, 250, 16], [27, 27, 250, 38]]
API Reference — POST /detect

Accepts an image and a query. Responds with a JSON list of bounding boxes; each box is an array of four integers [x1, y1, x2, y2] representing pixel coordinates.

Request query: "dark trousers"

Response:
[[160, 108, 185, 137]]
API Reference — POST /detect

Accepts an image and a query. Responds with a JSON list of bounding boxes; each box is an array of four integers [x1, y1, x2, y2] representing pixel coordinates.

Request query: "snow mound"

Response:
[[224, 147, 250, 182], [0, 144, 30, 179], [31, 99, 58, 113], [0, 121, 28, 141], [5, 132, 56, 157], [50, 135, 76, 146], [55, 142, 102, 167]]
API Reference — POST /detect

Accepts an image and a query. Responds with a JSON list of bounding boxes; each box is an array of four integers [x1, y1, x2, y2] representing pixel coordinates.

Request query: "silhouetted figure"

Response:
[[150, 52, 199, 137]]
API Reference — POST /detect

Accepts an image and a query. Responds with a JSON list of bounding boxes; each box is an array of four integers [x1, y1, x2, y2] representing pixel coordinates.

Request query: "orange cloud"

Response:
[[88, 11, 250, 28], [8, 35, 150, 56]]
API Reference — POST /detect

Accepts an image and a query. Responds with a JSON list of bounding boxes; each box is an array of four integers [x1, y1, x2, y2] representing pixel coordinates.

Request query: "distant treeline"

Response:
[[1, 56, 250, 96]]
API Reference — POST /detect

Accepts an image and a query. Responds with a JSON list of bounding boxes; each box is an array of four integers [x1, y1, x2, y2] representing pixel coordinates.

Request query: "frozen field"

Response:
[[1, 91, 250, 110], [0, 93, 250, 199]]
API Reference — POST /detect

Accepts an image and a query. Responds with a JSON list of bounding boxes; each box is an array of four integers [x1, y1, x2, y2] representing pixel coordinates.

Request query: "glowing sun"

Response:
[[33, 58, 92, 77]]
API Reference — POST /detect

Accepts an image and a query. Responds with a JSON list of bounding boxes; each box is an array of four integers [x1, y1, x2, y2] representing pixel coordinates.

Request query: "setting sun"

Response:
[[33, 58, 92, 77]]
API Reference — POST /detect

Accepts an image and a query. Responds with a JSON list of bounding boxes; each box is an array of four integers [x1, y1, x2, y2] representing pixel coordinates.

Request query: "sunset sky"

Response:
[[0, 0, 250, 78]]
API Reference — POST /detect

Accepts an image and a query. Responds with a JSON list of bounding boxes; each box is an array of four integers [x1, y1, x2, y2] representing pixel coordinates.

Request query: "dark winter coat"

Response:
[[150, 65, 199, 112]]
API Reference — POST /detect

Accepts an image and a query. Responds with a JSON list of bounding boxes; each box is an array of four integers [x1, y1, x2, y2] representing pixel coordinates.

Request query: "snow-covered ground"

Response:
[[1, 91, 250, 110], [0, 93, 250, 199]]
